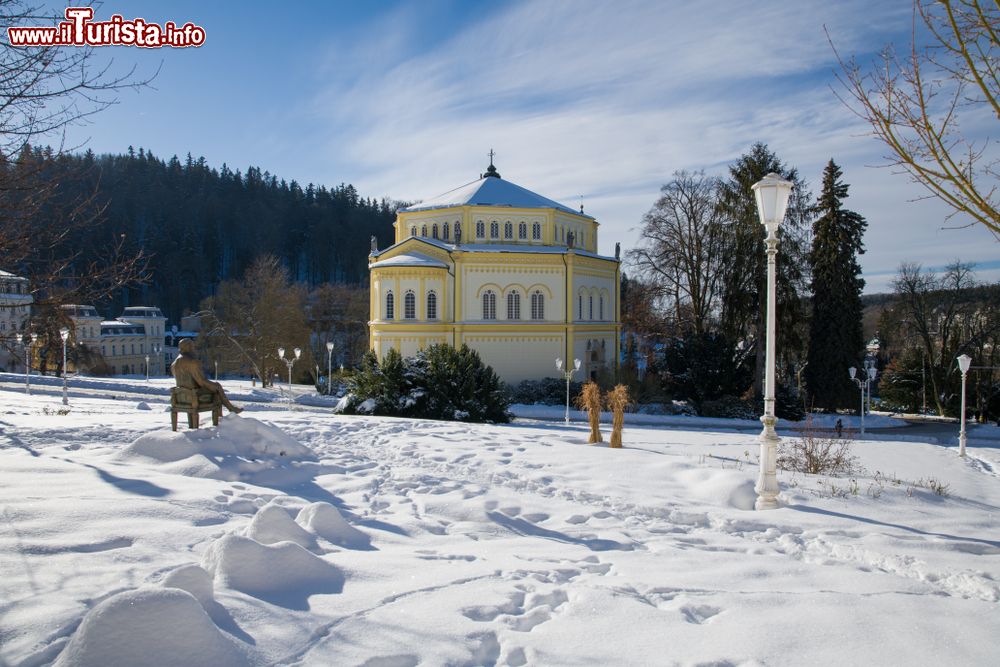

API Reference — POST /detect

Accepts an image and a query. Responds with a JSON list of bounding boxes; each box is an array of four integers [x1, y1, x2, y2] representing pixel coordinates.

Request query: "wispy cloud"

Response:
[[307, 0, 997, 292]]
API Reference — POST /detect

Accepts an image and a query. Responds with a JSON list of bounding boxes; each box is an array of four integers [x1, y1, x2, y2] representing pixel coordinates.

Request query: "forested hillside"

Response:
[[26, 146, 398, 321]]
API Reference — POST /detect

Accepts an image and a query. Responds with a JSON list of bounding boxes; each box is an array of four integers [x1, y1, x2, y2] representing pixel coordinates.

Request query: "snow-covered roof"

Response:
[[370, 237, 617, 263], [0, 269, 27, 280], [401, 175, 592, 218], [370, 252, 449, 269]]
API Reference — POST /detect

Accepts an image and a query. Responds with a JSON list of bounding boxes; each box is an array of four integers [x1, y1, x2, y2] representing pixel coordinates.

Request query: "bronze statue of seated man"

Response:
[[171, 339, 243, 414]]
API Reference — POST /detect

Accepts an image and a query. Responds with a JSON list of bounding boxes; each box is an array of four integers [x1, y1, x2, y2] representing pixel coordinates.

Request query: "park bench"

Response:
[[170, 386, 222, 431]]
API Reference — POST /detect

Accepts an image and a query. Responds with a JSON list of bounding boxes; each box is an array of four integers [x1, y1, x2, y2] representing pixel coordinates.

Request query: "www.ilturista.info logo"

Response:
[[7, 7, 206, 48]]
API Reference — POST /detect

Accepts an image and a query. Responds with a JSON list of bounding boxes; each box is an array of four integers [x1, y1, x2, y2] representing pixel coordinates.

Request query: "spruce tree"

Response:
[[805, 160, 867, 410]]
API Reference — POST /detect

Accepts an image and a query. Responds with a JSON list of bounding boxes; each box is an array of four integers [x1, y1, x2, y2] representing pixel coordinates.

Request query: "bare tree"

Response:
[[832, 0, 1000, 238], [310, 282, 371, 369], [629, 171, 725, 335], [887, 260, 979, 414], [1, 1, 153, 354], [199, 256, 312, 387]]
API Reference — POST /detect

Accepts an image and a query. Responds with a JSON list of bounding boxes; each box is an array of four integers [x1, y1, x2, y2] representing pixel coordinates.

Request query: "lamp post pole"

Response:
[[23, 333, 37, 395], [957, 354, 971, 457], [751, 173, 793, 511], [60, 327, 70, 406], [278, 346, 301, 408], [145, 354, 150, 382], [556, 357, 581, 424], [326, 341, 335, 395]]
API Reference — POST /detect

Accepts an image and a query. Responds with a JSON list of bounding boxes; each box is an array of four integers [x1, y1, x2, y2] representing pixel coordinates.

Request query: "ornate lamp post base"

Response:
[[755, 414, 780, 510]]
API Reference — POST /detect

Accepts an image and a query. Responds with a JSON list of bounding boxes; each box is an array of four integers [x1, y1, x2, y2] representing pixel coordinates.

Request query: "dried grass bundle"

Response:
[[606, 384, 630, 448]]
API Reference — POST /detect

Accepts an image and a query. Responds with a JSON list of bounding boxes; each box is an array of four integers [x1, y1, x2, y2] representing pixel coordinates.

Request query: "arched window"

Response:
[[455, 223, 462, 243], [589, 295, 594, 320], [599, 295, 605, 320], [476, 221, 485, 238], [385, 291, 395, 320], [531, 291, 544, 320], [504, 221, 513, 239], [507, 291, 521, 320], [482, 290, 496, 320], [532, 222, 541, 240], [432, 224, 438, 239], [442, 223, 450, 240], [490, 221, 499, 239], [410, 226, 416, 237], [578, 294, 583, 320], [519, 222, 527, 239], [427, 291, 438, 320], [404, 290, 416, 319], [421, 225, 427, 237]]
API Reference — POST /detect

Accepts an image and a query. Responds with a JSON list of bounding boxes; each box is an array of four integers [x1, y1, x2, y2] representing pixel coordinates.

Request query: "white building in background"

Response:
[[62, 305, 167, 376], [0, 270, 32, 372], [368, 159, 621, 384]]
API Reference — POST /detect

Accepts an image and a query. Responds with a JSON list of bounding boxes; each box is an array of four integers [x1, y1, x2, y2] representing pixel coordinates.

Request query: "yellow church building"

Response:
[[368, 159, 621, 384]]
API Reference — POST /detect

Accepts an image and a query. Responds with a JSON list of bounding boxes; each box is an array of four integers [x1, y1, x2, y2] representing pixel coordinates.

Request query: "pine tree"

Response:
[[805, 160, 867, 410], [717, 143, 811, 400]]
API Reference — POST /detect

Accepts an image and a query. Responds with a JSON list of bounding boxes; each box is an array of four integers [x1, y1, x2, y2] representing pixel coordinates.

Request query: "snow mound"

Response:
[[297, 502, 371, 549], [136, 401, 152, 410], [118, 416, 316, 481], [53, 588, 250, 667], [162, 564, 215, 608], [245, 503, 317, 550], [202, 534, 343, 608]]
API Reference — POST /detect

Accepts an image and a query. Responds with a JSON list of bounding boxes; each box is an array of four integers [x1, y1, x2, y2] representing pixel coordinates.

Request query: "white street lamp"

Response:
[[957, 354, 971, 457], [59, 327, 70, 406], [23, 333, 38, 395], [556, 357, 581, 424], [751, 172, 793, 511], [848, 366, 875, 436], [864, 337, 880, 414], [326, 341, 335, 395], [279, 346, 301, 408]]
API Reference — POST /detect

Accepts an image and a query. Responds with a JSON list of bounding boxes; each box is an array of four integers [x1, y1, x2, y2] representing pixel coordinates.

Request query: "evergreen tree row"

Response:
[[20, 145, 400, 322]]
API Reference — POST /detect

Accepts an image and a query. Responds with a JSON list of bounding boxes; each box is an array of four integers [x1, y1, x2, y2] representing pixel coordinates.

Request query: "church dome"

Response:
[[400, 164, 592, 219]]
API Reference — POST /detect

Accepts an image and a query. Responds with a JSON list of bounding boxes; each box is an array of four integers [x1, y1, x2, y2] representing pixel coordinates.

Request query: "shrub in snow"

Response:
[[53, 588, 251, 667], [296, 502, 371, 549], [344, 344, 511, 423], [201, 534, 344, 605], [777, 418, 861, 476], [162, 564, 215, 608], [244, 503, 318, 550]]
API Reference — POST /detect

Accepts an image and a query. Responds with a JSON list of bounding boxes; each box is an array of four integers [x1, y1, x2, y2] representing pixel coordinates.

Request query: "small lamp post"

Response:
[[849, 365, 877, 436], [957, 354, 971, 457], [59, 327, 70, 406], [326, 341, 335, 395], [751, 172, 793, 511], [278, 346, 301, 407], [23, 333, 38, 395], [556, 357, 581, 424], [864, 337, 880, 414], [145, 351, 151, 381]]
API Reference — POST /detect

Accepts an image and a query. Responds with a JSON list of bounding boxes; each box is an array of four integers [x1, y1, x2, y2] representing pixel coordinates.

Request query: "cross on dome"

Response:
[[484, 148, 501, 179]]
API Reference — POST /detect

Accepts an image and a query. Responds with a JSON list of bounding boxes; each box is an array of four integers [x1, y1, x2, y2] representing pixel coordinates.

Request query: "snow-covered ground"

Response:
[[1, 378, 999, 666]]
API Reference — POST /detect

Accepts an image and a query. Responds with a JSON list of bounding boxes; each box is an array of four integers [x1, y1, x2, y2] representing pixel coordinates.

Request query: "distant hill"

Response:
[[22, 146, 399, 322]]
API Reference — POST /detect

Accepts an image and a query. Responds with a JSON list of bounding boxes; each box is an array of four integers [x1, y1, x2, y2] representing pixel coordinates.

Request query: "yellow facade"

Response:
[[369, 170, 621, 384]]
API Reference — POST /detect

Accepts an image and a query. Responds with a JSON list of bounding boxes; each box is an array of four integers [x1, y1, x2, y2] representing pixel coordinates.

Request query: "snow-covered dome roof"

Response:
[[401, 164, 591, 218], [369, 252, 449, 269]]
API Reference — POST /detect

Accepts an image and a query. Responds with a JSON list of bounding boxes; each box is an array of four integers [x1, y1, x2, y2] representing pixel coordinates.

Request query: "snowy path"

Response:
[[1, 389, 999, 666]]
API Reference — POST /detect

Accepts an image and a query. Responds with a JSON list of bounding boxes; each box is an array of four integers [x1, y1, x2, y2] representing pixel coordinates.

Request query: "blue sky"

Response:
[[49, 0, 1000, 292]]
